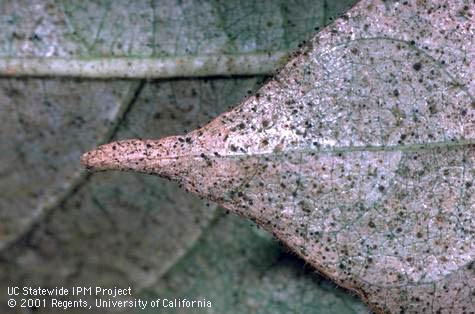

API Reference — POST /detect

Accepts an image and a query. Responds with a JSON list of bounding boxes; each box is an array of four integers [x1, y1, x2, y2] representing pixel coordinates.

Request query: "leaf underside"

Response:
[[83, 0, 474, 313], [1, 1, 374, 313]]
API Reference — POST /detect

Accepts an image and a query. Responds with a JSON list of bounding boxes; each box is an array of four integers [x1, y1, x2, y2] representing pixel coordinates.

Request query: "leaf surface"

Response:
[[83, 0, 475, 312], [1, 2, 366, 313], [0, 78, 259, 304]]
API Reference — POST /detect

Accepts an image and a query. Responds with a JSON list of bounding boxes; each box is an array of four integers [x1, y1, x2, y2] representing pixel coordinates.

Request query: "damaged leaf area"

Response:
[[82, 0, 474, 313]]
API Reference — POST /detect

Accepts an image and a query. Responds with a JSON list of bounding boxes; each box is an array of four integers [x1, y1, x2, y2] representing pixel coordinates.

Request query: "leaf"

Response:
[[83, 0, 475, 313], [0, 78, 259, 297], [0, 0, 351, 249], [1, 1, 367, 312]]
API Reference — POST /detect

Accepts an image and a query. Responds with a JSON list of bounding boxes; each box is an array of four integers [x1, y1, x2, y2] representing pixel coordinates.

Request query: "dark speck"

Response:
[[413, 62, 422, 71]]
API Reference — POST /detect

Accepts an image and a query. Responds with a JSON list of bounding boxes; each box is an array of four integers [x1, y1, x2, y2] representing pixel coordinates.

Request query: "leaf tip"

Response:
[[80, 139, 145, 172], [80, 145, 112, 172]]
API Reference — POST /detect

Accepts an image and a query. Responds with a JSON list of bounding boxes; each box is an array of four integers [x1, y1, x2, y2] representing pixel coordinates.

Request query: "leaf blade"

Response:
[[83, 0, 474, 312]]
